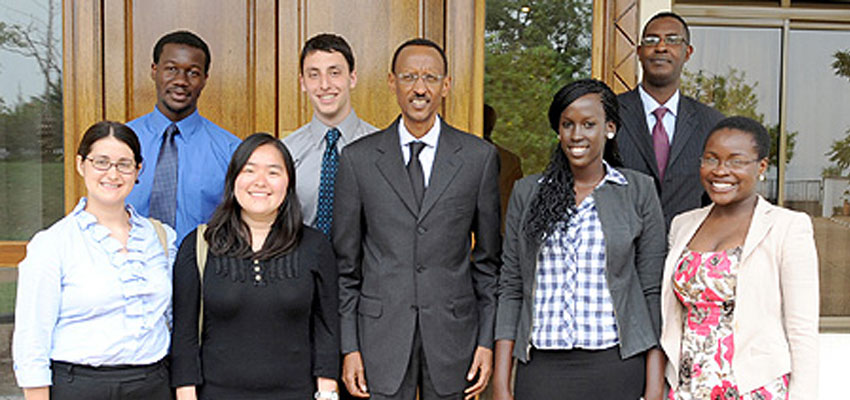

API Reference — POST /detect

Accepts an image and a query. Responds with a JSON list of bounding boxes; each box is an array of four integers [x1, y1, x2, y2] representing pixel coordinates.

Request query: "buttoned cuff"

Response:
[[14, 362, 52, 388]]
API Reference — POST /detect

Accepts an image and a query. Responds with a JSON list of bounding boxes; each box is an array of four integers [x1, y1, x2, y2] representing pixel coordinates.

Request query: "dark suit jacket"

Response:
[[333, 117, 501, 396], [616, 88, 724, 228]]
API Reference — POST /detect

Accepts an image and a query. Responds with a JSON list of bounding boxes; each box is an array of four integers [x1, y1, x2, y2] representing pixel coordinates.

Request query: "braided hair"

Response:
[[524, 79, 624, 241]]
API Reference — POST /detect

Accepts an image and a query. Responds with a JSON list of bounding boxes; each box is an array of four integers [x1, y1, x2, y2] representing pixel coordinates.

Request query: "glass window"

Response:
[[683, 26, 782, 199], [0, 0, 64, 241], [786, 29, 850, 316], [0, 0, 62, 393]]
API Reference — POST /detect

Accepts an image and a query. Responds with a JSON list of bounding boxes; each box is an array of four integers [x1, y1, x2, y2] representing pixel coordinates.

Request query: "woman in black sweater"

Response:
[[171, 133, 339, 400]]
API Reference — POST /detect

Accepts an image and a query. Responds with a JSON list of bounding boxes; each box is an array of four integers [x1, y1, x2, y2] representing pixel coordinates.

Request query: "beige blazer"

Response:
[[660, 196, 819, 399]]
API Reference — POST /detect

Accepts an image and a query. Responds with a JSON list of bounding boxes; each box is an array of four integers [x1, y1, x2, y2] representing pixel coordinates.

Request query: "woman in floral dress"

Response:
[[660, 116, 819, 400]]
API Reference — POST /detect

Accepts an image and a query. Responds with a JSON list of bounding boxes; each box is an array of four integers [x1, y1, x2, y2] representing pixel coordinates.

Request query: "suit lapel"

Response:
[[669, 96, 698, 168], [418, 121, 463, 222], [741, 196, 774, 261], [622, 90, 660, 179], [375, 119, 419, 217]]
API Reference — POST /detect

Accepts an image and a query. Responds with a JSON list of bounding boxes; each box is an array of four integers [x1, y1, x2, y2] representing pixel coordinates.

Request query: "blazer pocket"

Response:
[[451, 294, 476, 318], [358, 295, 383, 318]]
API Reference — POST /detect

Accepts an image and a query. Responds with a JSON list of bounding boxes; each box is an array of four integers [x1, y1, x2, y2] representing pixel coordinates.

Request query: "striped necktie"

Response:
[[149, 123, 179, 226]]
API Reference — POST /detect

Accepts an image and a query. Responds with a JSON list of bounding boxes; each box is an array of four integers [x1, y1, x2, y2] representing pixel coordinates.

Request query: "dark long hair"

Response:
[[205, 133, 303, 260], [524, 79, 623, 241]]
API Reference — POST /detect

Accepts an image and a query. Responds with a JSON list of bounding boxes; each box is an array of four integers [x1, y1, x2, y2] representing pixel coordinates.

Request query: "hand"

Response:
[[342, 351, 370, 398], [175, 386, 198, 400], [491, 340, 515, 400], [22, 387, 49, 400], [464, 346, 493, 400], [643, 347, 666, 400]]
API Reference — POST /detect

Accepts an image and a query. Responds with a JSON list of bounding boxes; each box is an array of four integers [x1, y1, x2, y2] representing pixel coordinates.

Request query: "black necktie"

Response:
[[407, 141, 426, 209]]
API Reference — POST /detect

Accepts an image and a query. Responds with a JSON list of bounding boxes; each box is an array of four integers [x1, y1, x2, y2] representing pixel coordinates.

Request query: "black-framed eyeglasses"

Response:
[[640, 34, 688, 47], [699, 156, 760, 170], [86, 157, 137, 174], [395, 72, 444, 86]]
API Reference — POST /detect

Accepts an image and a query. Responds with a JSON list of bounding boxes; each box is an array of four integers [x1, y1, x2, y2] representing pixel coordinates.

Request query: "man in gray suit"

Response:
[[333, 38, 501, 400], [616, 12, 724, 228]]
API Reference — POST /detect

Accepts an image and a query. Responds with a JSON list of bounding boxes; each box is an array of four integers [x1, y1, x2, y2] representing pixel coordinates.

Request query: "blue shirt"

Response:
[[12, 198, 177, 388], [532, 163, 626, 350], [126, 108, 241, 242]]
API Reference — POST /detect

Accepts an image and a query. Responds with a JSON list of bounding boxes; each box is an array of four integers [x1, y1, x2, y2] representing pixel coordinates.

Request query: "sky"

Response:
[[0, 0, 59, 105]]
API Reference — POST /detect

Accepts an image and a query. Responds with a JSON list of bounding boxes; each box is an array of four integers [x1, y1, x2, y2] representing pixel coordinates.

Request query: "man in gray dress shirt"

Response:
[[283, 33, 377, 231]]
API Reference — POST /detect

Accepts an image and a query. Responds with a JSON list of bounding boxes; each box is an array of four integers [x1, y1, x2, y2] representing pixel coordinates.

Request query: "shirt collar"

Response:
[[398, 114, 441, 149], [601, 160, 628, 187], [638, 85, 680, 118], [150, 107, 202, 139], [306, 110, 364, 147], [72, 198, 146, 232]]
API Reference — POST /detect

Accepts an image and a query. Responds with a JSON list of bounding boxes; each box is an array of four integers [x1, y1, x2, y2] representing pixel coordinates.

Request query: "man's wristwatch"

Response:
[[314, 391, 339, 400]]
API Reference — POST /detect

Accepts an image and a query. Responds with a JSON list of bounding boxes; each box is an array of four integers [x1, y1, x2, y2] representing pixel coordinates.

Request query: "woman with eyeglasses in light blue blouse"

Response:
[[12, 121, 176, 400]]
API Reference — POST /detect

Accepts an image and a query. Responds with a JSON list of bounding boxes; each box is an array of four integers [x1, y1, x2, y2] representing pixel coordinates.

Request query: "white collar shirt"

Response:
[[639, 85, 680, 143], [398, 115, 441, 187]]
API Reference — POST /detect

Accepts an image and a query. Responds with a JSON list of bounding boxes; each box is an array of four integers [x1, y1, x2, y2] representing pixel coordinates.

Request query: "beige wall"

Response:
[[637, 0, 672, 82]]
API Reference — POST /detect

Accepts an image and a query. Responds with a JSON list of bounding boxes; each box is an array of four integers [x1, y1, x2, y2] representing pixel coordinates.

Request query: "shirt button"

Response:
[[253, 259, 259, 264], [254, 266, 261, 272], [254, 275, 262, 281]]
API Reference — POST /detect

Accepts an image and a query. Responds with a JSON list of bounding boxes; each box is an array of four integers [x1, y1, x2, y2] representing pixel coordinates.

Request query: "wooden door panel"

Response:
[[127, 0, 253, 137]]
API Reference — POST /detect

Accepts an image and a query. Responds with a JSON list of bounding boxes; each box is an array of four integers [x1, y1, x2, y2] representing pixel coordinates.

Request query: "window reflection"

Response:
[[0, 0, 64, 241], [683, 26, 781, 200], [787, 29, 850, 316]]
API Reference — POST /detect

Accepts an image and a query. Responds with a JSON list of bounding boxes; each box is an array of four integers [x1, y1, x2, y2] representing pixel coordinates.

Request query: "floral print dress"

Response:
[[668, 248, 789, 400]]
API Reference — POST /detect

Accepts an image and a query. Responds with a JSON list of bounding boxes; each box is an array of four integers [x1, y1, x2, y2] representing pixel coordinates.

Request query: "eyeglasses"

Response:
[[86, 157, 137, 174], [640, 34, 688, 47], [395, 72, 444, 86], [699, 156, 760, 170]]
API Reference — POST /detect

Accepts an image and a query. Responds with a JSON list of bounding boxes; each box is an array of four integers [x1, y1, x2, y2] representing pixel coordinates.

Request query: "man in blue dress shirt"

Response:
[[126, 30, 241, 243]]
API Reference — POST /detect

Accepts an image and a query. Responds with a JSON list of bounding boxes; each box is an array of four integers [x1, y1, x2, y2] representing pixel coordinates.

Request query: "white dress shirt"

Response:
[[639, 85, 680, 143], [398, 115, 441, 187]]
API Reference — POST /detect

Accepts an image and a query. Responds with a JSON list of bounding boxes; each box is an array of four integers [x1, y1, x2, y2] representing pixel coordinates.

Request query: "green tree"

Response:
[[825, 50, 850, 176], [682, 68, 796, 167], [484, 0, 592, 174]]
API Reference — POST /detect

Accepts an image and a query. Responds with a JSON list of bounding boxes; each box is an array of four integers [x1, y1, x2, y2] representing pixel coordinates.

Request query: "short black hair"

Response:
[[300, 33, 355, 73], [643, 11, 691, 42], [706, 116, 771, 159], [77, 120, 143, 166], [391, 38, 448, 74], [153, 30, 211, 74]]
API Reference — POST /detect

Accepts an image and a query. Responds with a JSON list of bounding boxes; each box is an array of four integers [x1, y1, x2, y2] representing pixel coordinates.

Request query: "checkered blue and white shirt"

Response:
[[531, 163, 627, 350]]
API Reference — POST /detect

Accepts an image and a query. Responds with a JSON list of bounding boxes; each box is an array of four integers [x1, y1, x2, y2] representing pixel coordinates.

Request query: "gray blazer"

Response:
[[616, 88, 724, 228], [333, 118, 502, 395], [495, 168, 666, 362]]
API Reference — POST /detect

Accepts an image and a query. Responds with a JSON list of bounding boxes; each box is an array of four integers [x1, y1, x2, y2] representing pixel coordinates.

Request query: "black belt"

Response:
[[51, 358, 167, 381]]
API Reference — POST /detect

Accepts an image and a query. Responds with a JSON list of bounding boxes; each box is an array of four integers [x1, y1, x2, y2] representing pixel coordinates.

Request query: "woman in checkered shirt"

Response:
[[491, 79, 667, 400]]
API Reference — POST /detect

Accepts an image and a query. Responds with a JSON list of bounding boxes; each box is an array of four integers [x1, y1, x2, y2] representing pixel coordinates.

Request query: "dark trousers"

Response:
[[514, 347, 645, 400], [50, 359, 172, 400], [370, 326, 462, 400]]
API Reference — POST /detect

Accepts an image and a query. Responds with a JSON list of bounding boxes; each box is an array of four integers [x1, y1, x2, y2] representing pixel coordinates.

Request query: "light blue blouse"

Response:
[[12, 198, 176, 388]]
